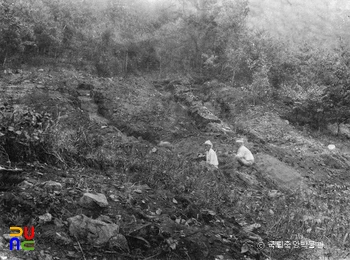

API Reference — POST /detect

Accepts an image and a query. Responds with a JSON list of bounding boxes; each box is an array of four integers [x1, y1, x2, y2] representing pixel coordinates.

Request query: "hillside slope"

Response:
[[0, 66, 350, 260]]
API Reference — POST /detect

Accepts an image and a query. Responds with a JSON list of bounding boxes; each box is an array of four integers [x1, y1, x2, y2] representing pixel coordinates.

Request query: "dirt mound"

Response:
[[255, 153, 306, 191]]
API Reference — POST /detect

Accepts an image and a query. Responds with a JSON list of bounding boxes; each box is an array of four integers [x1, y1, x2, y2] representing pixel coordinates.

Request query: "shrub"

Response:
[[0, 99, 109, 168], [200, 81, 254, 119], [245, 62, 272, 106], [281, 82, 350, 132], [0, 104, 53, 164], [45, 110, 106, 167]]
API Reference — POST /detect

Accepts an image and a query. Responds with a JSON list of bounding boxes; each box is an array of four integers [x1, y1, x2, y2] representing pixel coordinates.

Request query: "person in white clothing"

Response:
[[234, 138, 254, 166], [204, 140, 219, 168]]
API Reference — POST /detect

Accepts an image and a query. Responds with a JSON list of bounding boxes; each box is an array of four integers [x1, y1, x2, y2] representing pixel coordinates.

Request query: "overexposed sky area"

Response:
[[115, 0, 350, 44], [247, 0, 350, 45]]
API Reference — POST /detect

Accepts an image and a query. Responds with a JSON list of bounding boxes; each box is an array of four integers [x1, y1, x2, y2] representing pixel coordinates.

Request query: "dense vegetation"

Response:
[[1, 0, 350, 132]]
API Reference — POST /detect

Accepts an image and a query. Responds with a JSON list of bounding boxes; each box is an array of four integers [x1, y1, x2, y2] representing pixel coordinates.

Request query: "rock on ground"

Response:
[[79, 193, 109, 208], [67, 214, 122, 248], [44, 181, 62, 192]]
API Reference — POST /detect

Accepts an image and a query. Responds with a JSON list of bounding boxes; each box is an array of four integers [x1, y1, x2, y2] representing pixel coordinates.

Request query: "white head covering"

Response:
[[204, 140, 213, 147], [328, 144, 335, 150], [235, 138, 244, 143]]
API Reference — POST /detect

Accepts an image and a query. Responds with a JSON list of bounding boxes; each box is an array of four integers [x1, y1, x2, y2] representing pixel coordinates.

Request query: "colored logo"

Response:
[[9, 226, 35, 251]]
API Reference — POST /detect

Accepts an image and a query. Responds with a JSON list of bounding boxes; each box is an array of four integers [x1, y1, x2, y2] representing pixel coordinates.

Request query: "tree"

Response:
[[154, 0, 249, 77], [0, 1, 24, 66]]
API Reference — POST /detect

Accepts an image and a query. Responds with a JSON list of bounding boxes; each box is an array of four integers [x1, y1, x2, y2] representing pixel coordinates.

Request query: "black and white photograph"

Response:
[[0, 0, 350, 259]]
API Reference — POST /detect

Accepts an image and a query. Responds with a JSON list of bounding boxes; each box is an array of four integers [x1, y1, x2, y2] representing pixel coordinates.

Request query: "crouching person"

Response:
[[234, 138, 254, 167]]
